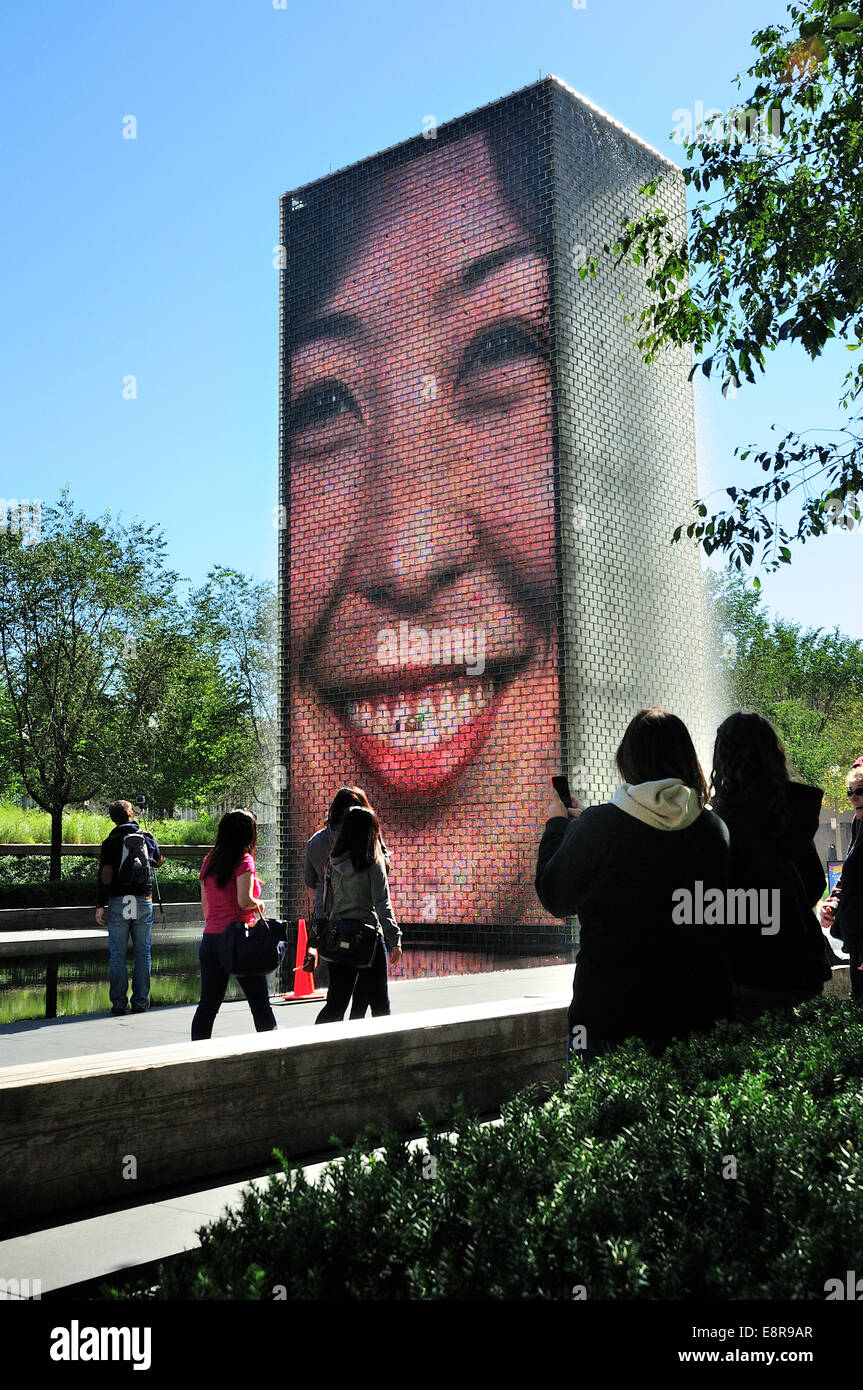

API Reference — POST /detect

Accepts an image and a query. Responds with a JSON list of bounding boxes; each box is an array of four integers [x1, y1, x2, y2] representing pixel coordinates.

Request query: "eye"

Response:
[[289, 379, 361, 434], [457, 320, 546, 384]]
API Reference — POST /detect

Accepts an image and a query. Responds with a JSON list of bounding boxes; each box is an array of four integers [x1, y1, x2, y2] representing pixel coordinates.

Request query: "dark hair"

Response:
[[711, 712, 791, 826], [327, 785, 371, 829], [202, 808, 258, 890], [108, 800, 134, 825], [616, 708, 708, 802], [331, 805, 381, 872], [282, 88, 551, 355]]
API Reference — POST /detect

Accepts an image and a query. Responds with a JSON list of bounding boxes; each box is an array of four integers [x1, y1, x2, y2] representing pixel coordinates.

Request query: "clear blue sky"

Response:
[[1, 0, 858, 635]]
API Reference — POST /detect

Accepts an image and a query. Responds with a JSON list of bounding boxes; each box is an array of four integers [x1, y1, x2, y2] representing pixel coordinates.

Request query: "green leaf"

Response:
[[830, 11, 861, 31]]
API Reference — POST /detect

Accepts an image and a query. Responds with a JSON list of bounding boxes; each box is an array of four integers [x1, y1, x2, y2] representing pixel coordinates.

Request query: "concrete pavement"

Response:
[[0, 962, 575, 1066]]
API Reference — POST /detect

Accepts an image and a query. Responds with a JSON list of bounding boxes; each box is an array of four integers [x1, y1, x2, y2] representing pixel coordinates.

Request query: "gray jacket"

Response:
[[304, 823, 393, 935], [304, 825, 336, 920], [327, 850, 401, 952]]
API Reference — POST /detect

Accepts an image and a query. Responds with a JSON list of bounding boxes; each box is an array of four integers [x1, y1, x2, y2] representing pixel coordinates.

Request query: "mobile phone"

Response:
[[551, 774, 573, 809]]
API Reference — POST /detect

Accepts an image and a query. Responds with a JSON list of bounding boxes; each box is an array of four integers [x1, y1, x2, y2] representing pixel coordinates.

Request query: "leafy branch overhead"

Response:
[[587, 0, 863, 570]]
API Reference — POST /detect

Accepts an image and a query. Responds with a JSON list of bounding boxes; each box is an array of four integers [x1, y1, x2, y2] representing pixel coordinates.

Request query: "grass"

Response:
[[0, 975, 204, 1023], [0, 802, 218, 845]]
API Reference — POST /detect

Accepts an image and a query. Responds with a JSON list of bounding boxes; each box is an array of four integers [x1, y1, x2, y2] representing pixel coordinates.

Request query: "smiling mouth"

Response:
[[319, 668, 516, 797]]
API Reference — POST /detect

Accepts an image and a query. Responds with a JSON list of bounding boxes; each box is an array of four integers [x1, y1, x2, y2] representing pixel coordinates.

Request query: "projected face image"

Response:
[[288, 129, 560, 925]]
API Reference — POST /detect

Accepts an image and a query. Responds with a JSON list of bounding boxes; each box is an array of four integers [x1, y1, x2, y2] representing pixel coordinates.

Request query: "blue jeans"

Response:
[[107, 894, 153, 1010], [191, 932, 278, 1040]]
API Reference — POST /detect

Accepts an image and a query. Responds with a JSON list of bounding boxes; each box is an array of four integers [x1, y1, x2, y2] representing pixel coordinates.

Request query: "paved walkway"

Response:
[[0, 964, 573, 1297], [0, 962, 574, 1066]]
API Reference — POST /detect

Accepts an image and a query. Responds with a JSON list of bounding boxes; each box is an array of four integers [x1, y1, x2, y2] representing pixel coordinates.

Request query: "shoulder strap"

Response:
[[321, 855, 333, 919]]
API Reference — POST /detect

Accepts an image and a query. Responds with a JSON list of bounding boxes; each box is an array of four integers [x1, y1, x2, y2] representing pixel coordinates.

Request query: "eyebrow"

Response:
[[290, 242, 539, 349], [289, 312, 362, 351], [454, 242, 537, 294]]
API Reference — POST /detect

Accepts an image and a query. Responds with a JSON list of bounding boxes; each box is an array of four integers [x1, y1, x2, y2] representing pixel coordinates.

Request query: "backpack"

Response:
[[116, 829, 154, 893]]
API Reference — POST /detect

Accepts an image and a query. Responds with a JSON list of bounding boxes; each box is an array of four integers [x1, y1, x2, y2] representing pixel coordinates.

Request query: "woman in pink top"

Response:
[[191, 808, 277, 1040]]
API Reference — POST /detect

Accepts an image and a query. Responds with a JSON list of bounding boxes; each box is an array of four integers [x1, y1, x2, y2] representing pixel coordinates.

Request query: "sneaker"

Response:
[[111, 1005, 126, 1016], [131, 1004, 147, 1014]]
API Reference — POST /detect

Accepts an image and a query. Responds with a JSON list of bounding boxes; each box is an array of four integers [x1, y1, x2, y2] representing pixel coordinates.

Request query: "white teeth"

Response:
[[344, 678, 493, 748]]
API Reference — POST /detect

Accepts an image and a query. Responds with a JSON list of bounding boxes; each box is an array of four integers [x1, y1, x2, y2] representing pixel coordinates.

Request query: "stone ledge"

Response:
[[0, 997, 568, 1225]]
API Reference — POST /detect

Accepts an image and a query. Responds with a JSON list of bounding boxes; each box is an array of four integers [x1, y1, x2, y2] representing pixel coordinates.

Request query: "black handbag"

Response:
[[216, 911, 287, 976], [318, 916, 379, 969]]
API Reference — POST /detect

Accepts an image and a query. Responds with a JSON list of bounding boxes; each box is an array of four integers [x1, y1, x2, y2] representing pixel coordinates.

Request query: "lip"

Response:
[[318, 664, 521, 797]]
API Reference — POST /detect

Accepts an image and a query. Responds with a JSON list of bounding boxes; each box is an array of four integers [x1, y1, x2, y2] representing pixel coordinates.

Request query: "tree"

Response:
[[709, 567, 863, 785], [188, 568, 278, 816], [0, 492, 180, 877], [596, 0, 863, 569], [143, 638, 262, 816]]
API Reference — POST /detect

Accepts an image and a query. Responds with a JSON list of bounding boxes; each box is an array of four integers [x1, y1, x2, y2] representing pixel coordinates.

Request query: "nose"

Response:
[[353, 381, 478, 612]]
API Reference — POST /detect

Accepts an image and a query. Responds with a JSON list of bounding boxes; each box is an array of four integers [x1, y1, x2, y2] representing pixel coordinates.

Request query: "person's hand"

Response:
[[389, 945, 402, 965], [546, 789, 584, 821], [820, 898, 838, 928], [95, 907, 105, 926], [302, 948, 318, 972]]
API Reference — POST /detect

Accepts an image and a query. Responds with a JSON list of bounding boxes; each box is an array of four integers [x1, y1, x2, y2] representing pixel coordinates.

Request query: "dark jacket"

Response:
[[833, 828, 863, 953], [536, 797, 731, 1044], [825, 813, 862, 914], [97, 820, 163, 907], [714, 779, 829, 992]]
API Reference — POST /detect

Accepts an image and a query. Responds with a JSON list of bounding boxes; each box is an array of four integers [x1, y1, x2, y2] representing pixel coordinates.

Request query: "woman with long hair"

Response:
[[304, 785, 373, 944], [191, 808, 278, 1041], [305, 805, 402, 1024], [536, 708, 732, 1060], [711, 711, 829, 1017]]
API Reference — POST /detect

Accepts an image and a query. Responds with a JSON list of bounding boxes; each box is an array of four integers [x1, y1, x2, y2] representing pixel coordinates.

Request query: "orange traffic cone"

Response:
[[284, 918, 318, 999]]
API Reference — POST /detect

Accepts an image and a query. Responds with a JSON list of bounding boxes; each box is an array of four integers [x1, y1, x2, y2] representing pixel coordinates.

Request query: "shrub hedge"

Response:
[[111, 996, 863, 1301], [0, 855, 203, 907]]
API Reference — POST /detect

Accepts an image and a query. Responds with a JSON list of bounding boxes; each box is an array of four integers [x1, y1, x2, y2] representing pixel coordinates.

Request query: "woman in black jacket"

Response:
[[536, 708, 732, 1061], [710, 711, 830, 1018]]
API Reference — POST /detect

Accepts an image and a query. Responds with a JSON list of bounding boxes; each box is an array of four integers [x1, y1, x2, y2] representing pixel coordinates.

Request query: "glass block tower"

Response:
[[277, 76, 704, 949]]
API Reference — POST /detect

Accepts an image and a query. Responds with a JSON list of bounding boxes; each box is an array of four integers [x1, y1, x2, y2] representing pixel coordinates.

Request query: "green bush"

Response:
[[0, 855, 203, 907], [111, 998, 863, 1301]]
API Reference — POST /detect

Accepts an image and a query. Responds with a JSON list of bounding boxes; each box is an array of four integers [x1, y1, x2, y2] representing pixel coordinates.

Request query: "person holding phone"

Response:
[[536, 709, 732, 1061]]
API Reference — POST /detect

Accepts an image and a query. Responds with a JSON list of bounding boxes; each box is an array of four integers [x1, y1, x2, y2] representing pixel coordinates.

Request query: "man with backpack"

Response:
[[94, 800, 164, 1015]]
